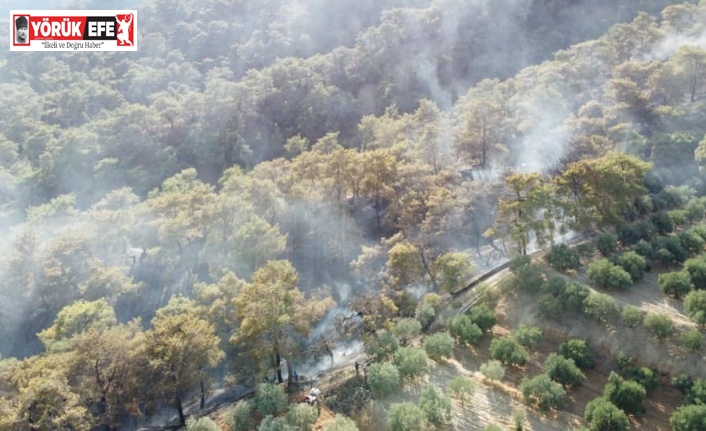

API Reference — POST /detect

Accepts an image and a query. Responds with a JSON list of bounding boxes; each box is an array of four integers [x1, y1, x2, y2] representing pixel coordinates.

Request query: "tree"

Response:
[[467, 304, 497, 333], [325, 415, 359, 431], [232, 260, 334, 385], [683, 329, 704, 352], [185, 416, 220, 431], [490, 337, 529, 367], [545, 244, 580, 272], [514, 326, 543, 349], [519, 374, 566, 411], [230, 215, 287, 277], [587, 259, 632, 290], [604, 372, 646, 415], [685, 290, 706, 325], [621, 305, 643, 328], [394, 347, 429, 380], [145, 310, 224, 425], [258, 415, 295, 431], [449, 376, 475, 405], [583, 292, 620, 324], [423, 332, 455, 362], [685, 257, 706, 289], [544, 354, 586, 389], [584, 397, 630, 431], [365, 331, 400, 362], [644, 312, 675, 341], [671, 404, 706, 431], [226, 400, 255, 431], [287, 403, 318, 431], [447, 315, 483, 345], [392, 318, 422, 346], [419, 384, 452, 426], [368, 362, 400, 398], [37, 298, 117, 352], [614, 251, 647, 281], [387, 402, 426, 431], [432, 252, 474, 293], [254, 383, 287, 418], [558, 338, 594, 369], [659, 271, 694, 299], [480, 360, 506, 381]]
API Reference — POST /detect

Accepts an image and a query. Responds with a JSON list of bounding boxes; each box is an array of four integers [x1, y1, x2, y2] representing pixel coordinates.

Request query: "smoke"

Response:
[[648, 31, 706, 61]]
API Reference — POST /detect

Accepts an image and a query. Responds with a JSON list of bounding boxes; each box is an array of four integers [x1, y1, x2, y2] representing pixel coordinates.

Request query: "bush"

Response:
[[691, 224, 706, 241], [596, 233, 618, 256], [449, 376, 475, 405], [423, 332, 454, 362], [519, 374, 566, 411], [686, 200, 706, 221], [514, 325, 543, 349], [287, 404, 318, 431], [185, 416, 220, 431], [621, 304, 643, 328], [644, 312, 675, 341], [587, 259, 632, 290], [490, 336, 529, 367], [419, 384, 452, 426], [584, 292, 620, 324], [368, 362, 401, 398], [254, 383, 287, 417], [468, 304, 497, 333], [682, 329, 704, 352], [685, 256, 706, 289], [687, 379, 706, 405], [447, 315, 483, 345], [325, 415, 359, 431], [480, 360, 505, 381], [365, 332, 400, 362], [394, 347, 428, 380], [680, 232, 706, 256], [558, 338, 594, 369], [392, 318, 422, 346], [618, 220, 657, 246], [670, 404, 706, 431], [613, 251, 647, 281], [546, 244, 580, 272], [672, 373, 694, 393], [604, 372, 646, 414], [651, 211, 675, 234], [226, 400, 254, 431], [684, 290, 706, 325], [627, 367, 659, 392], [652, 235, 688, 264], [632, 239, 653, 259], [659, 271, 694, 299], [584, 397, 630, 431], [387, 402, 426, 431], [415, 300, 436, 329], [544, 353, 586, 389]]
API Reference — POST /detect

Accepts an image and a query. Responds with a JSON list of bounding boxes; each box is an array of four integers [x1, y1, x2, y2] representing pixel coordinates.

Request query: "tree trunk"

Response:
[[276, 352, 283, 383], [286, 356, 294, 391], [200, 379, 206, 409], [175, 393, 185, 426]]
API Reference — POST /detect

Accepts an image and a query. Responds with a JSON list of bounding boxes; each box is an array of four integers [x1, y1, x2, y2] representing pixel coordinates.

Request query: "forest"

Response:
[[2, 0, 706, 430]]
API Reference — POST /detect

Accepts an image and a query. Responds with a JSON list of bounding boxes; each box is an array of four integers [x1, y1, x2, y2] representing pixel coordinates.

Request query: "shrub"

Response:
[[468, 304, 497, 333], [185, 416, 220, 431], [684, 290, 706, 325], [687, 379, 706, 405], [387, 402, 425, 431], [546, 244, 580, 272], [659, 271, 694, 299], [686, 200, 706, 221], [672, 373, 694, 393], [614, 251, 647, 281], [419, 384, 452, 426], [287, 404, 318, 431], [604, 372, 646, 414], [254, 383, 287, 417], [670, 404, 706, 431], [490, 336, 529, 367], [644, 312, 675, 341], [449, 376, 475, 405], [226, 400, 254, 431], [627, 367, 659, 392], [691, 224, 706, 242], [415, 301, 436, 329], [325, 415, 359, 431], [423, 332, 454, 362], [564, 282, 591, 312], [621, 304, 642, 328], [447, 315, 483, 345], [558, 338, 594, 369], [368, 362, 400, 397], [392, 318, 422, 346], [545, 353, 586, 389], [596, 233, 618, 256], [587, 259, 632, 290], [682, 329, 704, 352], [365, 332, 400, 362], [394, 347, 428, 380], [519, 374, 566, 411], [632, 239, 653, 259], [480, 360, 505, 380], [584, 292, 620, 324], [584, 397, 630, 431], [514, 325, 543, 349], [685, 257, 706, 289], [680, 232, 706, 256], [652, 235, 688, 264], [651, 211, 675, 234]]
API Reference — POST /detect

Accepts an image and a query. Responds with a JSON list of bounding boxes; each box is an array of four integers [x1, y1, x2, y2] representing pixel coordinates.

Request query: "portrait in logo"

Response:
[[15, 16, 29, 44], [115, 13, 133, 46]]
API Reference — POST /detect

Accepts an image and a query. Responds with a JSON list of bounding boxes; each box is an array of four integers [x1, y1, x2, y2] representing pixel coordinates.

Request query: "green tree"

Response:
[[685, 257, 706, 289], [419, 384, 452, 426], [587, 259, 632, 290], [544, 354, 586, 389], [449, 376, 475, 405], [433, 252, 474, 293], [394, 347, 429, 380], [387, 402, 426, 431], [392, 318, 422, 346], [490, 337, 529, 367], [468, 304, 497, 333], [558, 338, 594, 369], [232, 260, 334, 385], [287, 403, 318, 431], [423, 332, 455, 362], [514, 326, 543, 349], [671, 404, 706, 431], [584, 292, 620, 324], [368, 362, 401, 398], [226, 400, 255, 431], [621, 305, 643, 328], [325, 415, 359, 431], [545, 244, 580, 272], [644, 312, 675, 341], [365, 331, 400, 362], [659, 271, 694, 299], [185, 416, 220, 431], [685, 290, 706, 325], [254, 383, 287, 418], [614, 251, 647, 281], [480, 360, 506, 381], [519, 374, 565, 411], [447, 315, 483, 345], [584, 397, 630, 431], [37, 299, 117, 352], [604, 372, 646, 415], [682, 329, 704, 352], [231, 215, 287, 277]]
